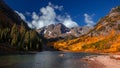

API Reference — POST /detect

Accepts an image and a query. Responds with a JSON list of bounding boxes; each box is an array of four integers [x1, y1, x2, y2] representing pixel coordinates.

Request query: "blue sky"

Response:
[[4, 0, 120, 28]]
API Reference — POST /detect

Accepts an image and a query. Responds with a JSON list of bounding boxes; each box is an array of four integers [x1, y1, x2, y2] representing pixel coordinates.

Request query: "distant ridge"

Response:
[[0, 0, 29, 29]]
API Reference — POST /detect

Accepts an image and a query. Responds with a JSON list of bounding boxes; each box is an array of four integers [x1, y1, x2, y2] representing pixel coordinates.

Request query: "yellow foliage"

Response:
[[50, 28, 120, 53]]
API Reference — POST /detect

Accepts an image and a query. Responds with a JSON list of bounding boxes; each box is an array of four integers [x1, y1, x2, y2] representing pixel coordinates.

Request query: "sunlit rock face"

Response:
[[51, 6, 120, 52], [36, 23, 92, 39]]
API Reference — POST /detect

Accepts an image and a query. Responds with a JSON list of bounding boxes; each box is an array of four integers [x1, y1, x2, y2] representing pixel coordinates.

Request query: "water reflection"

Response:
[[33, 51, 89, 68], [0, 51, 93, 68]]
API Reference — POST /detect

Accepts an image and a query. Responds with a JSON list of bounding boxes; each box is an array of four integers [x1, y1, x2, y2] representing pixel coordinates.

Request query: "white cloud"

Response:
[[15, 11, 26, 20], [15, 11, 35, 28], [31, 5, 57, 29], [62, 15, 78, 28], [27, 22, 35, 28], [15, 2, 79, 29], [32, 12, 39, 20], [48, 2, 63, 11], [30, 2, 78, 29], [63, 19, 78, 28], [84, 13, 95, 27]]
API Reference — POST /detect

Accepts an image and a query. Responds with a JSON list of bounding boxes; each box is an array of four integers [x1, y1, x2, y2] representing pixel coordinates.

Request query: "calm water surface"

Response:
[[0, 51, 95, 68]]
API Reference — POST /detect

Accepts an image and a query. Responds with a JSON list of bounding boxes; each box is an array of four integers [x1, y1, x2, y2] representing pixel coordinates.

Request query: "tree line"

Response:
[[0, 23, 42, 51]]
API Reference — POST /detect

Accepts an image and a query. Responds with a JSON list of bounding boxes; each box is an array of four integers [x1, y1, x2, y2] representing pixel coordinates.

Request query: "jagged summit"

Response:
[[110, 6, 120, 13], [84, 6, 120, 37], [36, 23, 91, 39]]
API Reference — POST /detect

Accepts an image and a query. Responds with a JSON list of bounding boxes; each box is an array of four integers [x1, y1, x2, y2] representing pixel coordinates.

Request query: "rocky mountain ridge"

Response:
[[50, 6, 120, 53], [36, 23, 92, 40]]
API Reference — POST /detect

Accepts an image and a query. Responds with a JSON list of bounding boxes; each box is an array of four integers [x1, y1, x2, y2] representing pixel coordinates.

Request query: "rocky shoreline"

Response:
[[82, 54, 120, 68]]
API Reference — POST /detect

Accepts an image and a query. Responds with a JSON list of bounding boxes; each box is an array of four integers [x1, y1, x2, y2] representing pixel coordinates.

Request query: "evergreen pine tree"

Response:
[[10, 24, 19, 46]]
